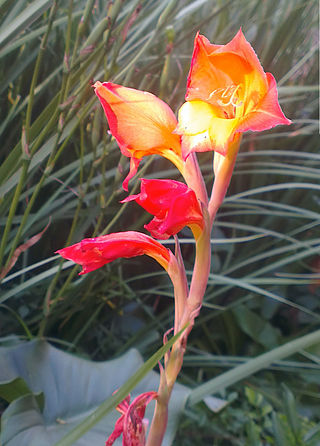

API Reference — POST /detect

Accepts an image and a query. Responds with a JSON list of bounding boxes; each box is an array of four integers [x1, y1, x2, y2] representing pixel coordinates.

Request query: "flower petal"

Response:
[[177, 100, 239, 157], [94, 81, 183, 190], [220, 29, 265, 80], [122, 157, 140, 192], [186, 32, 224, 102], [106, 392, 157, 446], [177, 100, 216, 135], [207, 117, 240, 155], [186, 31, 261, 105], [95, 81, 180, 155], [105, 415, 125, 446], [123, 392, 157, 446], [56, 231, 171, 274], [176, 101, 214, 158], [237, 72, 292, 132], [123, 179, 204, 239]]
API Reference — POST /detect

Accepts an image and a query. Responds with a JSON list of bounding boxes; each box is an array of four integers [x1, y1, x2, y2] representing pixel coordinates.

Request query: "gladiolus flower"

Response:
[[106, 391, 157, 446], [56, 231, 171, 274], [94, 81, 182, 190], [122, 179, 204, 240], [176, 29, 291, 159]]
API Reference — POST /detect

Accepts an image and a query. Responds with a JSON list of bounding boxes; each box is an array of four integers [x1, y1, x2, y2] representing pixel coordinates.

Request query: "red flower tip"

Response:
[[122, 179, 204, 239], [56, 231, 171, 274]]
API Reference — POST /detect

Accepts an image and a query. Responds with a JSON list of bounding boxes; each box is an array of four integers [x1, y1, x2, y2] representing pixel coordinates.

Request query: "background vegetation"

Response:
[[0, 0, 319, 444]]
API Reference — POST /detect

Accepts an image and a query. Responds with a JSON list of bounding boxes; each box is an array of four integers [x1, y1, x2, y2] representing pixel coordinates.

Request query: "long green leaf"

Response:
[[187, 328, 320, 406], [0, 0, 53, 48]]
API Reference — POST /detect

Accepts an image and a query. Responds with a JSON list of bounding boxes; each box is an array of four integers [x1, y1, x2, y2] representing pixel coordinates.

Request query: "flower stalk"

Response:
[[209, 134, 242, 223], [56, 28, 291, 446]]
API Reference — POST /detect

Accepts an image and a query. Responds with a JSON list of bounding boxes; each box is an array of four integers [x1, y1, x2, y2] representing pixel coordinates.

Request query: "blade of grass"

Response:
[[0, 0, 53, 48], [187, 328, 320, 406]]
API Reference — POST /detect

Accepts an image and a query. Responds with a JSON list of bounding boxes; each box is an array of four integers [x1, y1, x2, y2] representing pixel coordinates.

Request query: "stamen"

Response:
[[229, 84, 243, 107], [208, 84, 243, 108]]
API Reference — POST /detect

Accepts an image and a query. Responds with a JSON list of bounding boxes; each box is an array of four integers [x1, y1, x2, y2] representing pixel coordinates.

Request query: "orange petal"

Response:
[[180, 30, 291, 158], [186, 31, 266, 104], [122, 157, 140, 192], [94, 81, 181, 160], [237, 72, 292, 132], [186, 33, 225, 102], [186, 30, 269, 119], [219, 29, 266, 83], [180, 132, 212, 160]]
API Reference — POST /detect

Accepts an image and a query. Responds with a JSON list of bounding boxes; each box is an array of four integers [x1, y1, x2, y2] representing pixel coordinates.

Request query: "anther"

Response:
[[208, 84, 243, 108]]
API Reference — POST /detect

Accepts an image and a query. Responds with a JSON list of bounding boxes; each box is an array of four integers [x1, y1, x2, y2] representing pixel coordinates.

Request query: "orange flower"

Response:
[[176, 29, 291, 159], [94, 81, 182, 190]]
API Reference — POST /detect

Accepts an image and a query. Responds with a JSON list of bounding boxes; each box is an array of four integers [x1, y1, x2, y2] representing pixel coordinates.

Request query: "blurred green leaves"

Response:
[[0, 337, 189, 446], [0, 0, 319, 444]]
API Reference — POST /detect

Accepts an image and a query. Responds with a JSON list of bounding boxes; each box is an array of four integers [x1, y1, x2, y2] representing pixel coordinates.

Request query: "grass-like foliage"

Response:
[[0, 0, 319, 444]]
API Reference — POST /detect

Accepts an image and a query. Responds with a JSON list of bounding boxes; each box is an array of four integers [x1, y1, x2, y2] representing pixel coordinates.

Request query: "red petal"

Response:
[[123, 179, 190, 217], [123, 179, 204, 239], [56, 231, 171, 274], [122, 392, 157, 446], [105, 415, 125, 446]]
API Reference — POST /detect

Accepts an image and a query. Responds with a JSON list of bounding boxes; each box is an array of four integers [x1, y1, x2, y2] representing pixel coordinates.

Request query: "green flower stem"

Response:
[[114, 0, 178, 83], [172, 237, 188, 335], [0, 304, 33, 340], [146, 368, 170, 446], [0, 162, 28, 272], [147, 208, 212, 446], [146, 230, 193, 446], [63, 0, 74, 72], [185, 211, 212, 320], [146, 140, 214, 446], [40, 154, 165, 336], [1, 0, 78, 272], [39, 121, 87, 324], [100, 156, 156, 236], [146, 401, 168, 446], [38, 111, 96, 334], [184, 152, 209, 206], [62, 121, 85, 248], [146, 342, 184, 446], [208, 135, 242, 224]]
